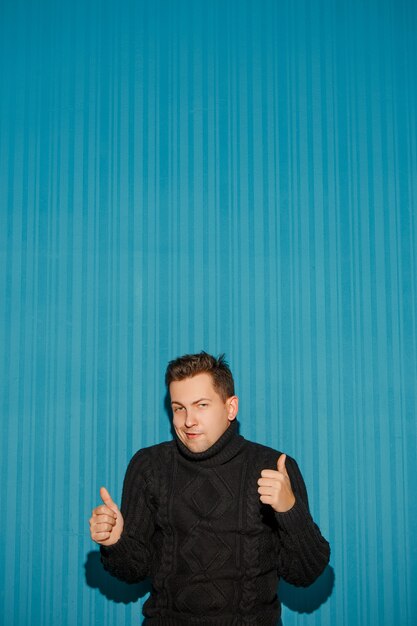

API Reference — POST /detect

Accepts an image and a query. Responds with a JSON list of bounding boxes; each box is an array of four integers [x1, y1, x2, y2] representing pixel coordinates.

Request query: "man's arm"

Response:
[[258, 454, 330, 587], [90, 450, 156, 583]]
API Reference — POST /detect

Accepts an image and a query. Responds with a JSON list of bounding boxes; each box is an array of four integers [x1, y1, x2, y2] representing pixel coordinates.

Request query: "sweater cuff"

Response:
[[274, 499, 313, 534], [100, 532, 133, 559]]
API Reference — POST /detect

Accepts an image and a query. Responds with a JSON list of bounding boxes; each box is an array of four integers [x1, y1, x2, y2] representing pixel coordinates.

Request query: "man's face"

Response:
[[170, 373, 238, 453]]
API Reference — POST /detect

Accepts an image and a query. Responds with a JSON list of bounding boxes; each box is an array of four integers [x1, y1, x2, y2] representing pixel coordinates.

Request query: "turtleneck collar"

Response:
[[174, 419, 246, 467]]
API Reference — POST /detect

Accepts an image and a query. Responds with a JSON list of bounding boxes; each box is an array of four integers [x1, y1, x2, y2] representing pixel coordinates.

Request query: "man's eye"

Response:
[[198, 403, 208, 408], [173, 407, 184, 412]]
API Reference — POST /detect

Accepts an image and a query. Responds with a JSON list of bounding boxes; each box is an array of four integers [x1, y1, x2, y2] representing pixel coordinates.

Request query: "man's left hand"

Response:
[[257, 454, 296, 513]]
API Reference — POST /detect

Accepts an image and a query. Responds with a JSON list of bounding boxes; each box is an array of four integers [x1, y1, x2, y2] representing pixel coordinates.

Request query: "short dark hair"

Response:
[[165, 351, 235, 401]]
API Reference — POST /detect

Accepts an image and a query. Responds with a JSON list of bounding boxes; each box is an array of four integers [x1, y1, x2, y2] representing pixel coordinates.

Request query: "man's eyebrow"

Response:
[[171, 397, 212, 405]]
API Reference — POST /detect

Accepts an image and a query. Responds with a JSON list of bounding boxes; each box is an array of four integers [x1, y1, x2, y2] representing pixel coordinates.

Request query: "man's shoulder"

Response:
[[242, 437, 285, 465], [125, 440, 175, 471], [242, 437, 303, 479], [243, 437, 282, 456]]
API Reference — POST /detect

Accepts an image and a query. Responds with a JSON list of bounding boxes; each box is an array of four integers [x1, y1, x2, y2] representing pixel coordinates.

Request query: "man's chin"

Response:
[[182, 436, 209, 453]]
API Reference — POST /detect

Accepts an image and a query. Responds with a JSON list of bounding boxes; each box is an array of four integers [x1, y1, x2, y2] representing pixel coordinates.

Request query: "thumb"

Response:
[[100, 486, 119, 512], [277, 453, 289, 477]]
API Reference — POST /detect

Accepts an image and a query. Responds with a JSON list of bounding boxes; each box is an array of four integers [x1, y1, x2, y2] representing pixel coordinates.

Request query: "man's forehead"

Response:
[[169, 373, 219, 401]]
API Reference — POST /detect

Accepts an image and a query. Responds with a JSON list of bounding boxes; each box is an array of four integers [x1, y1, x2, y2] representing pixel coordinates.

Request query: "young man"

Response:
[[90, 352, 330, 624]]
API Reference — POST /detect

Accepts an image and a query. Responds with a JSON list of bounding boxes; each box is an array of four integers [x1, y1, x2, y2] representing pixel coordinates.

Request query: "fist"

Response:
[[257, 454, 296, 513], [89, 487, 124, 546]]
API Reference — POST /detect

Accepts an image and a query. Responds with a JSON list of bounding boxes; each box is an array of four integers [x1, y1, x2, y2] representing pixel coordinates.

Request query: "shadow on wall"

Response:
[[279, 564, 335, 614], [84, 551, 151, 603]]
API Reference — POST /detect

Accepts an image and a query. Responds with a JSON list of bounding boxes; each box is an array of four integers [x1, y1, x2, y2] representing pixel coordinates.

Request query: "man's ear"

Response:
[[226, 396, 239, 421]]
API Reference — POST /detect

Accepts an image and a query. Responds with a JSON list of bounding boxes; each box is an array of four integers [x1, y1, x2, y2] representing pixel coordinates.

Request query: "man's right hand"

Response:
[[89, 487, 124, 546]]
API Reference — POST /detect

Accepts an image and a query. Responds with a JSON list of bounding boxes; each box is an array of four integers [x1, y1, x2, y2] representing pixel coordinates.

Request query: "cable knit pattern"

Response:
[[100, 421, 330, 624]]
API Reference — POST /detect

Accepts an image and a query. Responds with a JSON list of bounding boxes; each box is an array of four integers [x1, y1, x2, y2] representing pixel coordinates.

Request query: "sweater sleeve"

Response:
[[274, 456, 330, 587], [100, 449, 156, 583]]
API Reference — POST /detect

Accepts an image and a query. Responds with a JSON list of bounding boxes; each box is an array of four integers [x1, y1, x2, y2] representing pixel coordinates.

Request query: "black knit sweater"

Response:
[[101, 421, 330, 624]]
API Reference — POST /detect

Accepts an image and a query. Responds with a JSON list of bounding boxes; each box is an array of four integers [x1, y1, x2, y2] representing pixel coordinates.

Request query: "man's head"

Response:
[[165, 352, 235, 400], [166, 352, 238, 452]]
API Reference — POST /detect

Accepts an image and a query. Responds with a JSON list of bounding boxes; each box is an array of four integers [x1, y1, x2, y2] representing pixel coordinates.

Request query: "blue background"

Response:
[[1, 0, 416, 624]]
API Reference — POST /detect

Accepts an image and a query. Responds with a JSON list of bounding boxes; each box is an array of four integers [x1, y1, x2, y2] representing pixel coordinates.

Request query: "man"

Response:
[[90, 352, 330, 624]]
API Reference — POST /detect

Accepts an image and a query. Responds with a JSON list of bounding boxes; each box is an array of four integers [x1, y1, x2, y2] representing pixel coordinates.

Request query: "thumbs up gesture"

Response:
[[89, 487, 124, 546], [257, 454, 296, 513]]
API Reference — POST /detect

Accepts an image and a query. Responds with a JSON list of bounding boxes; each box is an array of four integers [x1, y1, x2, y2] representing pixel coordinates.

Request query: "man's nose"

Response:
[[184, 410, 197, 428]]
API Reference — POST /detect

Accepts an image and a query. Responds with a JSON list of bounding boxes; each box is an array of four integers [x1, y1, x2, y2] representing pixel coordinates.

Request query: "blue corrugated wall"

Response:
[[1, 0, 416, 624]]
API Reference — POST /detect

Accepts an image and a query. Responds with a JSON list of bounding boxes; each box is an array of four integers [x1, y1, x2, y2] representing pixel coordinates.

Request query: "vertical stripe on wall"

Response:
[[0, 0, 416, 624]]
